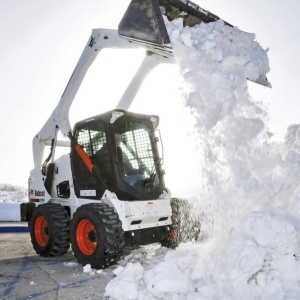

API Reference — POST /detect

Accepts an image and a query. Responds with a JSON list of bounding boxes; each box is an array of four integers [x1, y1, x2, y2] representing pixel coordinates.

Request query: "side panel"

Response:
[[29, 168, 51, 203], [50, 154, 75, 198], [49, 154, 79, 216]]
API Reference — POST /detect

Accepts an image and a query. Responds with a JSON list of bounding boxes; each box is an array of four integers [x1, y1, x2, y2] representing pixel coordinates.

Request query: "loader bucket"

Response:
[[119, 0, 231, 48], [119, 0, 271, 87]]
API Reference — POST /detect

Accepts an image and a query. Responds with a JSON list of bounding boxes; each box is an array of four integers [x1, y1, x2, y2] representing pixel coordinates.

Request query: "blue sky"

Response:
[[0, 0, 299, 186]]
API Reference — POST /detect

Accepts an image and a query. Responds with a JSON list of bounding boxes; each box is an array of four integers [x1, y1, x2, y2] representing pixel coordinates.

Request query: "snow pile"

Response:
[[106, 263, 144, 299], [105, 210, 300, 299], [82, 263, 103, 275], [0, 184, 27, 203], [0, 203, 21, 221], [105, 18, 300, 300], [0, 184, 26, 221]]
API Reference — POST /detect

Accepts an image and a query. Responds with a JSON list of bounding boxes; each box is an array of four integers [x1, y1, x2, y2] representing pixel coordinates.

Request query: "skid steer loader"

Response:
[[21, 0, 270, 269]]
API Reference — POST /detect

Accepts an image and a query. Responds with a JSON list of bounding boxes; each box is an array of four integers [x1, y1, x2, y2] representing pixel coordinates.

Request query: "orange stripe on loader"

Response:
[[75, 144, 95, 173]]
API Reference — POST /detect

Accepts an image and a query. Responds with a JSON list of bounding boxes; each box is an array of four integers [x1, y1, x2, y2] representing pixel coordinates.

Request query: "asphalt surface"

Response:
[[0, 231, 115, 300]]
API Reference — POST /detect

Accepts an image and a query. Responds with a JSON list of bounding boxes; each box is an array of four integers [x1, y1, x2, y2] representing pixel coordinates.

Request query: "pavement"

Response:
[[0, 223, 166, 299], [0, 231, 115, 299]]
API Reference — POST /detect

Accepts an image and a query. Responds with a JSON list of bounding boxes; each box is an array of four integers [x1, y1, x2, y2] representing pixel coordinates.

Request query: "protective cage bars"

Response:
[[76, 125, 107, 156], [121, 129, 155, 171]]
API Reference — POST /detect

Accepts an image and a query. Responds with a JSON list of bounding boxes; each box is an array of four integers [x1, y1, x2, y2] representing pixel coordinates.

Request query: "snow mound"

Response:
[[0, 184, 27, 203], [106, 210, 300, 299], [105, 263, 144, 299], [0, 184, 27, 221]]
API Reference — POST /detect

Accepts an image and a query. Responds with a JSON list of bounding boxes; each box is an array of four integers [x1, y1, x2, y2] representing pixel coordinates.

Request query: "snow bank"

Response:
[[105, 263, 144, 299], [0, 186, 27, 203], [105, 17, 300, 300], [0, 203, 21, 221], [105, 209, 300, 299], [0, 185, 26, 221]]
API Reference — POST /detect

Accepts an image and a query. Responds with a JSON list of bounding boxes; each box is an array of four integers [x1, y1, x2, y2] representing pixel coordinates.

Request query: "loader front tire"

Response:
[[30, 203, 70, 257], [71, 203, 124, 269]]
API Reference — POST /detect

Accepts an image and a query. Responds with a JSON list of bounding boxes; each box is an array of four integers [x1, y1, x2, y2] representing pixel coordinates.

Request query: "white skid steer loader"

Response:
[[21, 0, 270, 269]]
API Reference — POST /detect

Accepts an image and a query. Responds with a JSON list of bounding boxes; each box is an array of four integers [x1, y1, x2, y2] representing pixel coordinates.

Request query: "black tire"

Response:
[[161, 198, 201, 248], [29, 203, 70, 257], [71, 203, 124, 269]]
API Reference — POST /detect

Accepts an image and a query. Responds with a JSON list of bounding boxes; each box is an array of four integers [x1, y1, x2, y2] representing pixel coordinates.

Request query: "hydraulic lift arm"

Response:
[[32, 29, 174, 170]]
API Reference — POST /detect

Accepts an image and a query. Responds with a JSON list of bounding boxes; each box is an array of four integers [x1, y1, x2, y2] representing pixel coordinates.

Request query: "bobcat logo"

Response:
[[88, 36, 96, 48], [34, 190, 45, 197]]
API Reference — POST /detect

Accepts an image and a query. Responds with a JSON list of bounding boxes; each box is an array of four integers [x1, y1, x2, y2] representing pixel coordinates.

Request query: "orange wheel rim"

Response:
[[167, 228, 177, 241], [76, 219, 97, 255], [35, 216, 49, 246]]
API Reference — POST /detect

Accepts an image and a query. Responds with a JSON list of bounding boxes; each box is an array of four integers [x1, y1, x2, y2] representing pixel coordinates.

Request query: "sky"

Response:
[[0, 0, 300, 187]]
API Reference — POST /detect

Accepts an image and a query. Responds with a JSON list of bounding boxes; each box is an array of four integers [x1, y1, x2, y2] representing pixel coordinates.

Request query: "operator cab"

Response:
[[71, 110, 166, 201]]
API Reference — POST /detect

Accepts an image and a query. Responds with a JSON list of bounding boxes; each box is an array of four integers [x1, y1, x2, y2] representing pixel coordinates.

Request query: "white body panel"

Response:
[[29, 169, 51, 203]]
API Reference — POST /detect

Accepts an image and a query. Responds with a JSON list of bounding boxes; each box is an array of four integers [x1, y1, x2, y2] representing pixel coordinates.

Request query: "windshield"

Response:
[[114, 120, 163, 194]]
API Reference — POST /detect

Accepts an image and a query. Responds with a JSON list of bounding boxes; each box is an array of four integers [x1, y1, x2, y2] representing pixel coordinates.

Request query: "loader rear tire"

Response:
[[29, 203, 70, 257], [71, 203, 124, 269], [160, 198, 200, 249]]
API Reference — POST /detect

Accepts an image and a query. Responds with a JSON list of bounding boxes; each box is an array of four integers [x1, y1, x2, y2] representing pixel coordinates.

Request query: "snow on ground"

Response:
[[103, 18, 300, 299], [0, 184, 27, 203]]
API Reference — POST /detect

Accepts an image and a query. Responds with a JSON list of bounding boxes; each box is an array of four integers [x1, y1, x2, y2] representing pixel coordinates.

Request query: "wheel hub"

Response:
[[43, 227, 49, 236], [88, 230, 96, 242]]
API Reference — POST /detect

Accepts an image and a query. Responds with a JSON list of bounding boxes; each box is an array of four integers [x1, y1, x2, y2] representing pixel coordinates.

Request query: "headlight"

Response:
[[150, 116, 159, 129], [110, 111, 124, 123]]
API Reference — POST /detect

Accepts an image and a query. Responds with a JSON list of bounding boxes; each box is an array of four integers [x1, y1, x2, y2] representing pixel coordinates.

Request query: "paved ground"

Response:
[[0, 232, 115, 300], [0, 223, 168, 300]]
